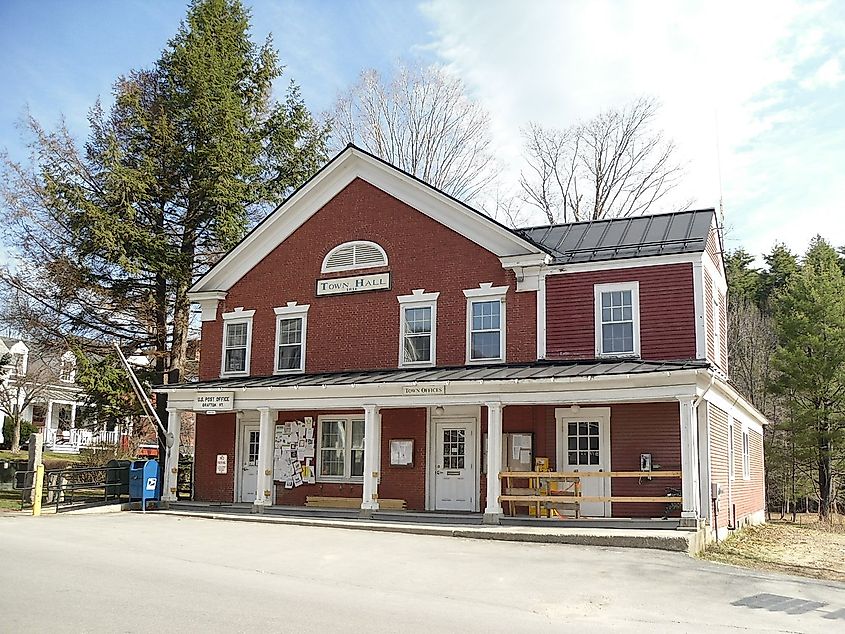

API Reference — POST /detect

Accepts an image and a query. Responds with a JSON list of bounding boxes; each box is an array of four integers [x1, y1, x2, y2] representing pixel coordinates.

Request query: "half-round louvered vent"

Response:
[[322, 241, 388, 273]]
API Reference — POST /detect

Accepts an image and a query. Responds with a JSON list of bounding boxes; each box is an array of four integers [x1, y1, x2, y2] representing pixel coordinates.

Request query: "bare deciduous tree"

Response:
[[520, 97, 685, 223], [332, 62, 497, 202], [0, 352, 60, 453]]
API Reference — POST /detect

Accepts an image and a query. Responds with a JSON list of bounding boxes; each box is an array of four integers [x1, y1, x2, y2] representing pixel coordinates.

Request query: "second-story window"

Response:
[[274, 303, 309, 373], [463, 284, 508, 364], [397, 290, 439, 367], [221, 308, 255, 376], [594, 282, 640, 357]]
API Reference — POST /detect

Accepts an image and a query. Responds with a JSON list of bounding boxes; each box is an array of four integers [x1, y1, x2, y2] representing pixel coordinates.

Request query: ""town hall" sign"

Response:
[[316, 272, 391, 296]]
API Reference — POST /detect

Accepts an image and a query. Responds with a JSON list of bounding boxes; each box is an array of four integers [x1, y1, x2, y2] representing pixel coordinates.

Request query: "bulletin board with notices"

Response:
[[273, 417, 317, 488]]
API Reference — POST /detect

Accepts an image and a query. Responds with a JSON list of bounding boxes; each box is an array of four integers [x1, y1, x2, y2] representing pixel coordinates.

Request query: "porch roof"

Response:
[[156, 359, 709, 392]]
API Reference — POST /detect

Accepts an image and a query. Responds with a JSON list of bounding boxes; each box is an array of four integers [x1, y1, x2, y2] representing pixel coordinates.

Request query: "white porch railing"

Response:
[[43, 427, 122, 453]]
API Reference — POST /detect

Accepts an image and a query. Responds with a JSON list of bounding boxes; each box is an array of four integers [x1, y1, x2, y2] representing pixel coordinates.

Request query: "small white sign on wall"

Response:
[[216, 454, 228, 474], [194, 392, 235, 412], [403, 384, 447, 396]]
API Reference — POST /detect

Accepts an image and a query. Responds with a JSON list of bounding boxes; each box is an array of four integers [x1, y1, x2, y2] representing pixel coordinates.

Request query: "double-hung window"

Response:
[[397, 290, 439, 367], [221, 308, 255, 376], [274, 303, 309, 373], [318, 417, 364, 482], [594, 282, 640, 357], [464, 284, 508, 363]]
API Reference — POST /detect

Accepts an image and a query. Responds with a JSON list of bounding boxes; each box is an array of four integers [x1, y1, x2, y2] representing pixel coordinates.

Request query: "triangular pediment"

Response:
[[190, 146, 548, 294]]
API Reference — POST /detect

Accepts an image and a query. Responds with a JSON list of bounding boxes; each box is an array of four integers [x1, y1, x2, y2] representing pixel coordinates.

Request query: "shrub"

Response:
[[2, 418, 38, 451]]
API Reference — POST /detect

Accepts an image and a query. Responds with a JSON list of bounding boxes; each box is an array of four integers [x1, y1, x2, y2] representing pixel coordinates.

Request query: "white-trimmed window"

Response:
[[728, 415, 735, 481], [594, 282, 640, 357], [322, 240, 388, 273], [398, 290, 439, 367], [464, 283, 508, 363], [274, 303, 309, 373], [742, 426, 750, 480], [317, 416, 365, 482], [221, 308, 255, 376], [59, 351, 76, 383]]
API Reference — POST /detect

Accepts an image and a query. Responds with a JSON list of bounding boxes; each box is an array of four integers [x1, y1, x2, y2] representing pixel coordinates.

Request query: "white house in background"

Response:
[[0, 337, 121, 453]]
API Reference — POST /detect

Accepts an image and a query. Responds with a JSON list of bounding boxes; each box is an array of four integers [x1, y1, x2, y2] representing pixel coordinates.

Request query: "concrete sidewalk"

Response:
[[157, 507, 697, 553]]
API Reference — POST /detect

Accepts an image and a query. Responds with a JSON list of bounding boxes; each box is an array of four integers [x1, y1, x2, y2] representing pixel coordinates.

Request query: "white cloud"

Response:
[[420, 0, 845, 257]]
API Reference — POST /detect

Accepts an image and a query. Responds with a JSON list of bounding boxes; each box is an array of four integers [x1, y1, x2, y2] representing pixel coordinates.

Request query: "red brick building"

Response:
[[157, 146, 766, 539]]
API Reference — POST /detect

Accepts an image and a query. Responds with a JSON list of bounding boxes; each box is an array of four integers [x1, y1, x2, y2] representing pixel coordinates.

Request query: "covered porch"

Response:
[[159, 360, 712, 528]]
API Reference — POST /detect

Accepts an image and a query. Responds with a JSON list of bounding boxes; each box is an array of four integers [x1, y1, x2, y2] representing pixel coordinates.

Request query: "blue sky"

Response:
[[2, 0, 843, 261]]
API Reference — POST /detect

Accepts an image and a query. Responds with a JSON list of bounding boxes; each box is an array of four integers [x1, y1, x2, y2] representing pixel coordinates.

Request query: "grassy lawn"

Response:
[[0, 450, 85, 464], [702, 514, 845, 582], [0, 488, 25, 512]]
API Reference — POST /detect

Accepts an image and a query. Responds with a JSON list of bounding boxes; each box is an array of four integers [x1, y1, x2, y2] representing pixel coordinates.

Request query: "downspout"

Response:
[[726, 392, 741, 532], [693, 370, 715, 533]]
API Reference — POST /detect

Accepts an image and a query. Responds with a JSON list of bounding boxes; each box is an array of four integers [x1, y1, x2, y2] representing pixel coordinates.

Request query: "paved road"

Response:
[[1, 513, 843, 633]]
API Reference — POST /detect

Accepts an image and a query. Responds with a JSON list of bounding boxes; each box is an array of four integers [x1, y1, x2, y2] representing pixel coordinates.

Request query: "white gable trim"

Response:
[[190, 147, 544, 294]]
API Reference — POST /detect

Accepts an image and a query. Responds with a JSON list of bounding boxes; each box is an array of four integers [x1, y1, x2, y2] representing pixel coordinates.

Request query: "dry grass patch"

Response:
[[702, 515, 845, 582]]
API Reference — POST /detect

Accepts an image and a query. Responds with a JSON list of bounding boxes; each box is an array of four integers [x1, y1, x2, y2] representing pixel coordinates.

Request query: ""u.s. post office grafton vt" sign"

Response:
[[316, 272, 391, 296]]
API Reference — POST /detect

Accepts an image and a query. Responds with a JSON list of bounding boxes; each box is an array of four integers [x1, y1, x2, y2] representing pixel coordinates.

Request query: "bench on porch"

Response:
[[305, 496, 407, 510]]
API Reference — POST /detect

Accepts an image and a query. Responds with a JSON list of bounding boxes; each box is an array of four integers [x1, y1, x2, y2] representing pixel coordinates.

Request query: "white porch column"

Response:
[[679, 396, 701, 526], [163, 408, 182, 503], [254, 407, 275, 509], [484, 401, 504, 523], [69, 402, 77, 429], [361, 404, 381, 513]]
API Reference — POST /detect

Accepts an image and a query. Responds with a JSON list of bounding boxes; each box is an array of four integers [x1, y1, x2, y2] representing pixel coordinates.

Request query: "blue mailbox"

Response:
[[129, 459, 160, 511]]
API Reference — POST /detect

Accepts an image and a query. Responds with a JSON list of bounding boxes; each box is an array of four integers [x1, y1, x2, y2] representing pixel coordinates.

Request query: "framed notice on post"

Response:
[[389, 439, 414, 467]]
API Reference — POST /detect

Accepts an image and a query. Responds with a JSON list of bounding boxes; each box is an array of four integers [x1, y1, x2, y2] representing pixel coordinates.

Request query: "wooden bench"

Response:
[[305, 496, 407, 510]]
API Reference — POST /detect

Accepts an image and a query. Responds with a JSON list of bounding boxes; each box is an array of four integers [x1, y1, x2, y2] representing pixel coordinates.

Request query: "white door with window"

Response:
[[434, 421, 476, 511], [557, 409, 610, 517], [239, 424, 260, 502]]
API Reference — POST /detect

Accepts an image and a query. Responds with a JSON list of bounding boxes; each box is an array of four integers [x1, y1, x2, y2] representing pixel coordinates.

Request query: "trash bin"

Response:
[[129, 459, 160, 511], [105, 459, 131, 500]]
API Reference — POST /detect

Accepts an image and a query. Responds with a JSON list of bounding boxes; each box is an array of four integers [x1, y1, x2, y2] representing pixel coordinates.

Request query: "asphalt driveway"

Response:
[[1, 512, 842, 632]]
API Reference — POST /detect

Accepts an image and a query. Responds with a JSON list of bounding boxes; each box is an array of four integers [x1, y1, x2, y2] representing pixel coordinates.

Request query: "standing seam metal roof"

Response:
[[155, 359, 709, 391], [517, 209, 715, 264]]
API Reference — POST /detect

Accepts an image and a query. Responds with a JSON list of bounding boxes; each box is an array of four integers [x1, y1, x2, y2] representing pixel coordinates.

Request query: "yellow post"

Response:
[[32, 464, 45, 517]]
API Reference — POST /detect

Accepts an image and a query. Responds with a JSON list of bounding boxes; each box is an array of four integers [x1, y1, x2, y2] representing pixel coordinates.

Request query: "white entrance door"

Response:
[[558, 413, 610, 517], [239, 424, 260, 503], [434, 421, 476, 511]]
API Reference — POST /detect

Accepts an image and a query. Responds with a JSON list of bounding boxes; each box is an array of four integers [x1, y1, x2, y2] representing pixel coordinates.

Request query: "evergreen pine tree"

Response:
[[770, 237, 845, 519]]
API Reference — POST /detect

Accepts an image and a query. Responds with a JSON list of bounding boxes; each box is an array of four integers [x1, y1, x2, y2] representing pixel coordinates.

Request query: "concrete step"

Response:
[[372, 511, 484, 525], [501, 517, 681, 530]]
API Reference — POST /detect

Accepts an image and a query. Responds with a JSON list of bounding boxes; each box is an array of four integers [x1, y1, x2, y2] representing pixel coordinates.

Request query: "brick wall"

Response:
[[194, 413, 236, 503], [272, 408, 427, 511], [545, 264, 697, 361], [200, 178, 536, 380]]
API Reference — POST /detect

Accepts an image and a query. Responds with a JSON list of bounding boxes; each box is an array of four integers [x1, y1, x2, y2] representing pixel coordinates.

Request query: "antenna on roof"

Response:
[[714, 108, 727, 255]]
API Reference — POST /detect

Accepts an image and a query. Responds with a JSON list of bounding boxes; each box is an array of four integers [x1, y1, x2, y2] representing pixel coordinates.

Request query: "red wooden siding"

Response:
[[483, 403, 681, 518], [705, 226, 723, 273], [199, 178, 536, 380], [704, 268, 728, 374], [707, 403, 764, 528], [545, 264, 697, 361], [608, 402, 682, 518]]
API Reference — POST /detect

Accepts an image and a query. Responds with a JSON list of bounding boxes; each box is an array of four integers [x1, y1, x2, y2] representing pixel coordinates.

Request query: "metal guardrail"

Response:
[[13, 465, 130, 513]]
